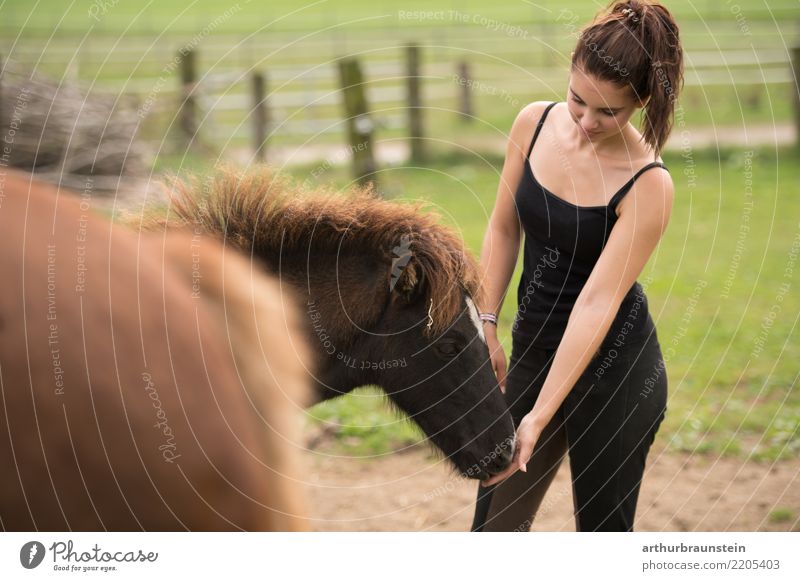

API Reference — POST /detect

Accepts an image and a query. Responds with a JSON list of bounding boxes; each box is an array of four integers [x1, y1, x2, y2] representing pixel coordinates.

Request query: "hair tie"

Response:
[[621, 7, 640, 22]]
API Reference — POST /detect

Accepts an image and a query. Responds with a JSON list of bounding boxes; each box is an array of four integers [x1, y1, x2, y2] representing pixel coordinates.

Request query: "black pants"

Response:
[[471, 328, 667, 532]]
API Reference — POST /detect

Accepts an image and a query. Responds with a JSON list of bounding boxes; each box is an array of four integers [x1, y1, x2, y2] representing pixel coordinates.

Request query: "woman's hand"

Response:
[[484, 325, 507, 394], [480, 412, 544, 487]]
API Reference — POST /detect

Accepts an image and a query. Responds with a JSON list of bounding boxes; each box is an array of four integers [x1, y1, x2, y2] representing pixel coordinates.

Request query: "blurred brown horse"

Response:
[[0, 170, 311, 531]]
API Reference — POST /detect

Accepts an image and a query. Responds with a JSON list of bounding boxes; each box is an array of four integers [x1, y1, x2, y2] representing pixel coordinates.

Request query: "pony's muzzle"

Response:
[[481, 435, 516, 477]]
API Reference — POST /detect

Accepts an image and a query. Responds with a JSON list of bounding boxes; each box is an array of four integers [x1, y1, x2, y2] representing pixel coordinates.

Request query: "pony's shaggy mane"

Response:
[[160, 167, 484, 336]]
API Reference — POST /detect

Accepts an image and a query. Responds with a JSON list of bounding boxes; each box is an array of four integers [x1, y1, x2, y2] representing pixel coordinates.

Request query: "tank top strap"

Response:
[[608, 161, 669, 210], [525, 101, 559, 160]]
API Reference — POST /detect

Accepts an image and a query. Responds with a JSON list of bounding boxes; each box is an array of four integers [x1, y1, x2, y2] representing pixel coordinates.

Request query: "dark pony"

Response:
[[151, 167, 516, 479]]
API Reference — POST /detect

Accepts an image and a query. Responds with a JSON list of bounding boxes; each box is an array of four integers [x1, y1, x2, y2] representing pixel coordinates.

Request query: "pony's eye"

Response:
[[435, 339, 461, 358]]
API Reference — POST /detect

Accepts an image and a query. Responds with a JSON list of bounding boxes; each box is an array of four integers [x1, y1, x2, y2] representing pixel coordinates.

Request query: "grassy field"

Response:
[[2, 1, 798, 35], [288, 144, 800, 462]]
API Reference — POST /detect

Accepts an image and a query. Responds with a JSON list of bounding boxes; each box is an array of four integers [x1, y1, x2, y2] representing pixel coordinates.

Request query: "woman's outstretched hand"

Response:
[[484, 326, 507, 394], [481, 413, 543, 487]]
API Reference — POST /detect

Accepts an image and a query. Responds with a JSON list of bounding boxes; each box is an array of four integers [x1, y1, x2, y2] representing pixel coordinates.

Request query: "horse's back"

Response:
[[0, 171, 310, 531]]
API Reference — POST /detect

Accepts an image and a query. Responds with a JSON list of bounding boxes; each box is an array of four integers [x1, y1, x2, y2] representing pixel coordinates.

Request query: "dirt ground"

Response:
[[305, 442, 800, 532]]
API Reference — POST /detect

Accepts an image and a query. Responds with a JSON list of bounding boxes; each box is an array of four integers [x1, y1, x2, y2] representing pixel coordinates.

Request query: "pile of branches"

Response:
[[1, 60, 149, 191]]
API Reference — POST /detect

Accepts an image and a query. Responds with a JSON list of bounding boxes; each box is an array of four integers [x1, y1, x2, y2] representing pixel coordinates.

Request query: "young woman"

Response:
[[471, 0, 683, 532]]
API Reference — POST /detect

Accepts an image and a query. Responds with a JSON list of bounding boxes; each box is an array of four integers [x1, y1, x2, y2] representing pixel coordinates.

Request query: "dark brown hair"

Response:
[[571, 0, 684, 157]]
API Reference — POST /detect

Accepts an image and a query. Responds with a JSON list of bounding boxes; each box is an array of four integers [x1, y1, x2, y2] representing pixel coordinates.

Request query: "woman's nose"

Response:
[[581, 112, 600, 130]]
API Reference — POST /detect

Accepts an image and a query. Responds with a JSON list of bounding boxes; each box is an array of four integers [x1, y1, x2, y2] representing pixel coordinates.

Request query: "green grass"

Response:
[[3, 1, 799, 36], [306, 387, 425, 456], [768, 508, 796, 523]]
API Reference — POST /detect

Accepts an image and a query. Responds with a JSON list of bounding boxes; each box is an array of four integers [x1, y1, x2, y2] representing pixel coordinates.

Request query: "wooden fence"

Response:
[[167, 44, 800, 183], [2, 28, 800, 185]]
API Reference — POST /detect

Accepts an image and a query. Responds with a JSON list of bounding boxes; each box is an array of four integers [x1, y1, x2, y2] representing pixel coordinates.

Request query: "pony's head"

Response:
[[160, 168, 516, 479]]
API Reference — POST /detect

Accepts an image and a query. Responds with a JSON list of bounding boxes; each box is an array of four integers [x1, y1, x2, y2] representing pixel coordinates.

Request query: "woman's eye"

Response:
[[572, 96, 616, 116]]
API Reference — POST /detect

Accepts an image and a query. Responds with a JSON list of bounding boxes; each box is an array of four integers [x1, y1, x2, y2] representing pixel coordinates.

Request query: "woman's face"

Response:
[[566, 66, 645, 143]]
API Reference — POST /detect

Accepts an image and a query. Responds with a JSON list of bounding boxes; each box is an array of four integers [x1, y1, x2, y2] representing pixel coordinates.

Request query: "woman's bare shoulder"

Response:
[[515, 101, 556, 130], [507, 101, 557, 157]]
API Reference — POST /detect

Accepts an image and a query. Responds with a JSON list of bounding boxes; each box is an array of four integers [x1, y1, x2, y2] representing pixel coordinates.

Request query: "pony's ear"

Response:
[[388, 233, 427, 304], [389, 258, 426, 304]]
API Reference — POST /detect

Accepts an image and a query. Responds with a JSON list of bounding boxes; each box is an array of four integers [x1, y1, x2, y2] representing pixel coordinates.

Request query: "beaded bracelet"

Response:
[[478, 312, 498, 326]]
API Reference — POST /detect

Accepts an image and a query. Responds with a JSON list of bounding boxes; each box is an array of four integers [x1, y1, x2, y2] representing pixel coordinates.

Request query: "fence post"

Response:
[[792, 45, 800, 149], [338, 57, 377, 188], [406, 43, 425, 164], [457, 60, 473, 122], [178, 48, 198, 147], [252, 71, 268, 163]]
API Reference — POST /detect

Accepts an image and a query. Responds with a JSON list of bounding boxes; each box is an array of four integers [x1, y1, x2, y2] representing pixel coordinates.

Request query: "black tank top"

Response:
[[512, 101, 668, 349]]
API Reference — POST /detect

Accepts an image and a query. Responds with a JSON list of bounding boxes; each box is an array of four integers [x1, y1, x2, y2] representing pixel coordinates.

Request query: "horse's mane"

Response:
[[159, 166, 483, 336]]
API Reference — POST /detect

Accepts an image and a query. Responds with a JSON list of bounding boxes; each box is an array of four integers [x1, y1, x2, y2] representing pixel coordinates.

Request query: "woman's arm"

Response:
[[478, 102, 550, 391], [482, 167, 674, 483]]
